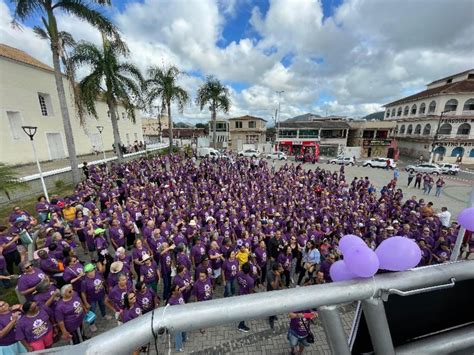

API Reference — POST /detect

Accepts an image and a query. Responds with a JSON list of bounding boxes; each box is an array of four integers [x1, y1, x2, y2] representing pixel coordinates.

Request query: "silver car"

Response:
[[405, 163, 442, 175]]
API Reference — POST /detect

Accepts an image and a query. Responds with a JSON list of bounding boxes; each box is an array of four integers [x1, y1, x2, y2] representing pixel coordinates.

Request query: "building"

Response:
[[0, 44, 143, 166], [142, 116, 169, 144], [346, 120, 398, 159], [276, 118, 350, 157], [384, 69, 474, 164], [208, 119, 230, 149], [228, 115, 267, 151]]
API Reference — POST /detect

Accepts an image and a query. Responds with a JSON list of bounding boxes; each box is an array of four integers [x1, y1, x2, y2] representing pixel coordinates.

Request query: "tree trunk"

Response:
[[51, 37, 80, 185], [212, 106, 217, 149], [168, 103, 173, 152], [108, 100, 123, 162]]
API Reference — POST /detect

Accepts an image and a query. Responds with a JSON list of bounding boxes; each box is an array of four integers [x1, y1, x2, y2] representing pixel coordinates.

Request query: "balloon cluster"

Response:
[[458, 207, 474, 232], [330, 234, 422, 282]]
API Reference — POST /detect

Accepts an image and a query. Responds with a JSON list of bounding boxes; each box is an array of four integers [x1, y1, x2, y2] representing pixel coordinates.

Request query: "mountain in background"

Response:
[[362, 111, 385, 120], [285, 113, 323, 122]]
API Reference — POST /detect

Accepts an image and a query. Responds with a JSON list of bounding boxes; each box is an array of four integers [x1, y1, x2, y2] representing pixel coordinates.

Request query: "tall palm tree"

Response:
[[0, 163, 27, 200], [11, 0, 118, 184], [196, 76, 231, 148], [70, 36, 144, 162], [146, 66, 189, 151]]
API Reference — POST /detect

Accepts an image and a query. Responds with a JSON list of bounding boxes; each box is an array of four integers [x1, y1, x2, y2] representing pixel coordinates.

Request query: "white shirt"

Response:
[[437, 211, 451, 227]]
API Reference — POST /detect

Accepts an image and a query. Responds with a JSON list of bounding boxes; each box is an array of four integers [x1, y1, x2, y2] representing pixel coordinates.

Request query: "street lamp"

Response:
[[22, 126, 49, 201], [429, 110, 449, 163]]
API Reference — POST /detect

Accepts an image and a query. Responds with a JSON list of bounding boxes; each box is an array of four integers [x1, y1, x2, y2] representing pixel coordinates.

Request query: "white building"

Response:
[[208, 119, 230, 149], [384, 69, 474, 164], [0, 43, 143, 166]]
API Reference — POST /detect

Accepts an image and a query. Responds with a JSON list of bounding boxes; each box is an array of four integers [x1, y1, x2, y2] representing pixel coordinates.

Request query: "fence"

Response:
[[35, 260, 474, 354]]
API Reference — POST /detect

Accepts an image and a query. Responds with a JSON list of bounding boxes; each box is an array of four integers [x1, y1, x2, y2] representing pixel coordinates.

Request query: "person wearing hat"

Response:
[[107, 260, 125, 288], [15, 301, 53, 351], [93, 228, 109, 257], [139, 254, 160, 292], [81, 263, 110, 332], [132, 239, 151, 278]]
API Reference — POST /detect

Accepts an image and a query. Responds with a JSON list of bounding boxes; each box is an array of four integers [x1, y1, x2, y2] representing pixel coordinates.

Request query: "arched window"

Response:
[[463, 98, 474, 111], [439, 123, 452, 135], [397, 107, 402, 116], [451, 147, 464, 157], [411, 104, 417, 115], [434, 146, 446, 156], [470, 149, 474, 158], [428, 100, 436, 113], [403, 106, 409, 116], [423, 124, 431, 135], [419, 103, 426, 114], [400, 125, 406, 134], [457, 123, 471, 135], [391, 108, 396, 116], [386, 110, 390, 118], [407, 124, 413, 134], [414, 124, 422, 134], [444, 99, 458, 112]]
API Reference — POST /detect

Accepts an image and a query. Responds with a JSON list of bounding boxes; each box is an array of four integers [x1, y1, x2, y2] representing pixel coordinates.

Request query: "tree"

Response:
[[146, 66, 189, 151], [11, 0, 118, 185], [0, 163, 27, 200], [196, 76, 231, 148], [70, 36, 144, 162]]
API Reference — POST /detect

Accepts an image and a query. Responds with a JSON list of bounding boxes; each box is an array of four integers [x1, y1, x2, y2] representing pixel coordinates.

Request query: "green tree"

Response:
[[146, 66, 189, 151], [11, 0, 118, 185], [196, 76, 231, 148], [0, 163, 27, 200], [70, 36, 144, 162]]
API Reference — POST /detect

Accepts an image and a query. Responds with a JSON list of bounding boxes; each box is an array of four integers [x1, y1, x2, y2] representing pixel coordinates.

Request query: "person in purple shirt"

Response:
[[109, 220, 126, 250], [254, 240, 268, 285], [80, 263, 110, 332], [192, 270, 213, 302], [0, 226, 20, 275], [135, 281, 159, 313], [55, 284, 86, 344], [33, 276, 60, 319], [277, 246, 293, 288], [62, 256, 85, 294], [37, 250, 62, 281], [236, 262, 255, 332], [140, 254, 160, 292], [93, 229, 109, 257], [191, 238, 206, 267], [222, 251, 239, 297], [0, 301, 25, 353], [16, 301, 53, 351], [17, 262, 46, 301], [132, 239, 151, 277], [176, 244, 192, 271], [172, 265, 193, 302], [105, 273, 134, 323], [167, 284, 187, 351], [122, 292, 142, 323], [287, 310, 317, 354], [72, 210, 88, 254], [159, 243, 175, 300]]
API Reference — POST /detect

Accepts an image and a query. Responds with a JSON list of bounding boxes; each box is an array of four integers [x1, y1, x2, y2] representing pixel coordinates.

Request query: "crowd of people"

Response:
[[0, 153, 469, 354]]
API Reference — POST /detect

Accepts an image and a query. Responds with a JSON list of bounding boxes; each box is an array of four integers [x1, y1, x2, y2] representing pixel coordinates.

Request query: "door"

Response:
[[387, 147, 395, 159], [367, 147, 372, 158], [46, 133, 66, 160], [89, 133, 102, 152]]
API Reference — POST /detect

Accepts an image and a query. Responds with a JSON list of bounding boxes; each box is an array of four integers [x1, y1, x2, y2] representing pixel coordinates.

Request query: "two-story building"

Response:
[[228, 115, 266, 151], [384, 69, 474, 164], [208, 119, 230, 149], [0, 43, 143, 166], [346, 120, 398, 159]]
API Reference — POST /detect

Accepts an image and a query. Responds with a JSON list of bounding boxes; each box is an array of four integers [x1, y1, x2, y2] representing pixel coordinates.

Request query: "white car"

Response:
[[265, 151, 287, 160], [405, 163, 442, 175], [438, 163, 460, 175], [328, 156, 355, 166], [238, 149, 261, 158], [363, 158, 397, 169]]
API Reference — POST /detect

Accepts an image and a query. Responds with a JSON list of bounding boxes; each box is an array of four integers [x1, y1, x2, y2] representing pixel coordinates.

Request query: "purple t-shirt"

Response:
[[222, 259, 239, 281], [109, 283, 133, 311], [109, 227, 126, 247], [277, 253, 292, 271], [140, 261, 158, 284], [17, 269, 46, 301], [236, 272, 254, 295], [55, 292, 85, 332], [176, 252, 192, 270], [136, 287, 156, 313], [122, 304, 142, 323], [16, 307, 52, 343], [33, 284, 59, 310], [0, 311, 17, 345], [159, 251, 172, 275], [63, 263, 84, 293], [81, 273, 106, 303], [167, 293, 185, 306], [191, 278, 213, 301], [254, 247, 267, 267], [208, 249, 222, 269], [0, 235, 17, 254], [289, 311, 311, 337]]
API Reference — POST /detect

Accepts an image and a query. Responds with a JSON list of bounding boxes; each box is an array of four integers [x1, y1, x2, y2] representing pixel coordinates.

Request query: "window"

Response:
[[463, 98, 474, 111], [423, 124, 431, 135], [457, 123, 471, 135], [7, 111, 22, 140], [397, 107, 402, 116], [451, 147, 464, 157], [428, 100, 436, 113], [444, 99, 458, 112], [376, 130, 388, 139], [407, 125, 413, 134], [433, 146, 446, 156], [439, 123, 452, 135], [363, 130, 374, 138], [235, 121, 242, 129], [279, 130, 297, 138], [403, 106, 409, 116], [248, 121, 256, 128], [411, 104, 417, 115], [299, 129, 318, 138], [470, 149, 474, 158], [400, 125, 406, 134], [391, 108, 396, 116], [414, 124, 421, 134], [38, 93, 53, 116], [246, 135, 259, 144], [446, 78, 453, 84], [386, 110, 390, 118], [419, 103, 426, 114]]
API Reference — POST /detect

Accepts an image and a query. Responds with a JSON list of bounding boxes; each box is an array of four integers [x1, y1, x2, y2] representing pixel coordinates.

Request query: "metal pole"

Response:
[[319, 305, 351, 355], [429, 111, 446, 164], [361, 297, 395, 355], [38, 261, 474, 355], [451, 184, 474, 261], [30, 139, 49, 201], [99, 133, 108, 174]]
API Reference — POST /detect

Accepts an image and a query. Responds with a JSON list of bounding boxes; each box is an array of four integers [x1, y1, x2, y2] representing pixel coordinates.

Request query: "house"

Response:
[[208, 119, 230, 149], [228, 115, 267, 151]]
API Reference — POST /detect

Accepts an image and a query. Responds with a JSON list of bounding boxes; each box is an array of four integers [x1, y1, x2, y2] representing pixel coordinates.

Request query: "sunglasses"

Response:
[[25, 265, 32, 269]]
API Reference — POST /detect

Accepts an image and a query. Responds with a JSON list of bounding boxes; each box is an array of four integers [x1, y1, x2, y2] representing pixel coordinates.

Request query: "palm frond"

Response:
[[33, 26, 49, 40]]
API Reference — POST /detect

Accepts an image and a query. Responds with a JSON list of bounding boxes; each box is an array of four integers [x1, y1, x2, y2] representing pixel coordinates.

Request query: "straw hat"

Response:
[[141, 254, 152, 262], [189, 220, 197, 227], [110, 261, 123, 274]]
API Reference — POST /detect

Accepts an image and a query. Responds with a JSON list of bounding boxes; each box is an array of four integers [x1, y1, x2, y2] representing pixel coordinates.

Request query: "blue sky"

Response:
[[1, 0, 473, 122]]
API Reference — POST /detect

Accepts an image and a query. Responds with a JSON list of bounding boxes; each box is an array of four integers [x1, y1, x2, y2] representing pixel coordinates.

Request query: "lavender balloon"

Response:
[[458, 207, 474, 232], [344, 246, 379, 278], [375, 236, 422, 271], [329, 260, 357, 282], [339, 234, 367, 255]]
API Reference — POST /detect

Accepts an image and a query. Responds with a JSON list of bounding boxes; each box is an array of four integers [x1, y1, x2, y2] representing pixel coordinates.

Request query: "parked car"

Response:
[[438, 163, 460, 175], [265, 151, 287, 160], [328, 156, 355, 166], [405, 163, 442, 175], [363, 158, 397, 169], [238, 149, 261, 158]]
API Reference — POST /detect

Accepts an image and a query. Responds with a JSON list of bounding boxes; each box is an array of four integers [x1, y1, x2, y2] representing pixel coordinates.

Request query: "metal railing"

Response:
[[36, 260, 474, 354]]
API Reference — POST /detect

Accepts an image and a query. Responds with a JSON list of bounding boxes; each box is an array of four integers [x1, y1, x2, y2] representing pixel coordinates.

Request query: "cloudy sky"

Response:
[[1, 0, 473, 124]]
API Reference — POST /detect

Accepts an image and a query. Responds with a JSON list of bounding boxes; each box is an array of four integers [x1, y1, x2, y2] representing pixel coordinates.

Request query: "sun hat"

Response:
[[189, 220, 197, 227], [94, 228, 106, 235], [84, 263, 95, 273], [110, 261, 123, 274], [141, 254, 152, 262]]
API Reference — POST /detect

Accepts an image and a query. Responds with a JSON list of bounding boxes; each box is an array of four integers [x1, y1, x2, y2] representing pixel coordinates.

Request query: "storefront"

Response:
[[278, 141, 320, 160]]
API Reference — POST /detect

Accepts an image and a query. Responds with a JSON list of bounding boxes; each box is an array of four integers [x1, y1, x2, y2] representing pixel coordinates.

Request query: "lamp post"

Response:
[[429, 110, 449, 163], [22, 126, 49, 201], [276, 91, 284, 151], [96, 126, 108, 173]]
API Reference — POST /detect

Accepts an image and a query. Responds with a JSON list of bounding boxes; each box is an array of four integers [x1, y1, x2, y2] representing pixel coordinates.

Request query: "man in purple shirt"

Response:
[[236, 262, 254, 332], [191, 270, 213, 302]]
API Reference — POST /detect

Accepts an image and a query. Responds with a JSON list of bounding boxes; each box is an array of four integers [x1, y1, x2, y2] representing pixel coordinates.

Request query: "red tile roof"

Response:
[[0, 43, 53, 72]]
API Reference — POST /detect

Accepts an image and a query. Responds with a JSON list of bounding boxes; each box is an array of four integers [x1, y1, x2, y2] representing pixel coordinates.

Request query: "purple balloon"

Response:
[[344, 246, 379, 278], [339, 235, 367, 255], [375, 236, 422, 271], [458, 207, 474, 232], [329, 260, 357, 282]]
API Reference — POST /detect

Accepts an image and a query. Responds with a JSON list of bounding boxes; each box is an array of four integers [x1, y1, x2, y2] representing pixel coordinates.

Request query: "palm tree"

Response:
[[196, 76, 231, 148], [0, 163, 27, 200], [70, 36, 144, 162], [11, 0, 118, 185], [146, 66, 189, 151]]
